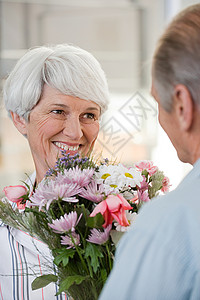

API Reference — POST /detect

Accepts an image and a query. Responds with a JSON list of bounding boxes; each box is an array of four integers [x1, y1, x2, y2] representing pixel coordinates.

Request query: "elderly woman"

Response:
[[0, 44, 109, 299]]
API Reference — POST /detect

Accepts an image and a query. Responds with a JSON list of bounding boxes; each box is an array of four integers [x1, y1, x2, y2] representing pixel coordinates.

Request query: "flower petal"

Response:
[[106, 195, 121, 212], [117, 194, 132, 210], [90, 200, 107, 217]]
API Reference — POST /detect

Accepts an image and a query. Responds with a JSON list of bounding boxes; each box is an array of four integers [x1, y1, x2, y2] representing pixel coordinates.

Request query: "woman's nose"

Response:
[[62, 117, 83, 141]]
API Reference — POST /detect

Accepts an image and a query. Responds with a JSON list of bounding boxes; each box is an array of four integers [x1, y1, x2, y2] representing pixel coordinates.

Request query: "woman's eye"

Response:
[[51, 110, 64, 115], [80, 113, 98, 124], [83, 113, 96, 120]]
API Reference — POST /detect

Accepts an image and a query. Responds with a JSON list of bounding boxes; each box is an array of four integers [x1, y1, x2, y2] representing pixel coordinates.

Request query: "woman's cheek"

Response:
[[91, 122, 100, 141]]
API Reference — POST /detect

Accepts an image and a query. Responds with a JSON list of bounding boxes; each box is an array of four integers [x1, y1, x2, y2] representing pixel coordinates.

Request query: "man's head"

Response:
[[151, 4, 200, 165]]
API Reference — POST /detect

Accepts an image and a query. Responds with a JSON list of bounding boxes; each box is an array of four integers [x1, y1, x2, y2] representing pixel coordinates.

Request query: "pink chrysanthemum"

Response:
[[130, 189, 150, 204], [139, 176, 149, 191], [48, 211, 82, 233], [138, 190, 150, 202], [61, 232, 80, 249], [30, 179, 82, 210], [55, 166, 94, 187], [87, 224, 112, 245], [79, 181, 105, 203], [29, 180, 50, 210]]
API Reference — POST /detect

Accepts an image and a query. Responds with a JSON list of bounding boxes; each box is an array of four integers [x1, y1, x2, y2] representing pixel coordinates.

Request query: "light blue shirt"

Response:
[[99, 159, 200, 300]]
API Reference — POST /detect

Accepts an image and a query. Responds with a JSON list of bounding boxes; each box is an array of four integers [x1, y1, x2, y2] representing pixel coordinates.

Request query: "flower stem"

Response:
[[86, 257, 94, 278], [106, 243, 112, 271], [70, 234, 89, 275], [58, 200, 65, 215], [50, 207, 56, 219], [80, 204, 89, 238]]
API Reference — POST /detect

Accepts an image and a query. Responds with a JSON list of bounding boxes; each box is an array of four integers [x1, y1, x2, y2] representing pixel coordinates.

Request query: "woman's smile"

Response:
[[53, 142, 80, 152]]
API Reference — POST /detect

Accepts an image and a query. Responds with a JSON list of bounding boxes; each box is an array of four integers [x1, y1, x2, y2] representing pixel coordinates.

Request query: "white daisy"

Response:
[[115, 163, 143, 188], [95, 164, 120, 188]]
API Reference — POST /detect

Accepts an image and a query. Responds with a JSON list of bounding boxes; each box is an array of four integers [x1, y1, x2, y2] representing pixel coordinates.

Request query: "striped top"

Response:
[[0, 173, 68, 300]]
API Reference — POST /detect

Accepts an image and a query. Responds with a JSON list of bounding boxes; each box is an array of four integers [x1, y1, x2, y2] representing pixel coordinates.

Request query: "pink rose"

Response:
[[135, 160, 158, 176], [90, 194, 132, 228], [3, 185, 28, 209], [161, 176, 171, 193]]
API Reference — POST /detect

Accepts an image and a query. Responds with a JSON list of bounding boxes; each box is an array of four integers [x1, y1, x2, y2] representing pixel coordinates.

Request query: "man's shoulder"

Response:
[[119, 177, 200, 264], [141, 168, 200, 217], [131, 172, 200, 243]]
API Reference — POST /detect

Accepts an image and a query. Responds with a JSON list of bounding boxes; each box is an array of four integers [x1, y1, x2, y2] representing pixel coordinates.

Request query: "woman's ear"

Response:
[[10, 112, 28, 135], [173, 84, 194, 131]]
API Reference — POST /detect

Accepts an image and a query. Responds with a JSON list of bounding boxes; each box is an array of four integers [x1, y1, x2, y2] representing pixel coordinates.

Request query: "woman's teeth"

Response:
[[54, 142, 79, 151]]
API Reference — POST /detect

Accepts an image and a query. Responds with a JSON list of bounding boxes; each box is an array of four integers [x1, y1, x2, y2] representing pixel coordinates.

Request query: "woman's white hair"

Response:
[[3, 44, 109, 120]]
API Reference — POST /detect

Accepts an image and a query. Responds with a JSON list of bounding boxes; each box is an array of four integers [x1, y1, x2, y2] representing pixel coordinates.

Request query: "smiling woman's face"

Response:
[[22, 84, 101, 182]]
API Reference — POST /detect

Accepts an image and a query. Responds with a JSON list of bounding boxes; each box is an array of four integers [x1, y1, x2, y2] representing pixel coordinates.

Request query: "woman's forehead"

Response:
[[39, 84, 101, 111]]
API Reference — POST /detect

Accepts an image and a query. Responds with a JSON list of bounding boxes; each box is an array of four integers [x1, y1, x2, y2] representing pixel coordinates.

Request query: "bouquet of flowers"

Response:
[[0, 152, 170, 300]]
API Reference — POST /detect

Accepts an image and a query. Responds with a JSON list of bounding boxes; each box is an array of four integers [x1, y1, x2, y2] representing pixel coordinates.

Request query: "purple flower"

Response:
[[55, 166, 94, 187], [79, 181, 105, 203], [48, 211, 82, 233], [30, 179, 82, 210], [87, 224, 112, 245], [61, 232, 80, 249], [29, 180, 50, 210]]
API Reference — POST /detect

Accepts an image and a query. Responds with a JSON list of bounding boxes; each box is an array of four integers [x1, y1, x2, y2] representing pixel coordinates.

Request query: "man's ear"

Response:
[[10, 112, 28, 135], [173, 84, 194, 131]]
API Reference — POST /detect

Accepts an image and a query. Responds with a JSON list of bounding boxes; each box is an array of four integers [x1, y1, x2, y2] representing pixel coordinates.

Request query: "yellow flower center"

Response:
[[110, 184, 118, 188], [125, 172, 133, 178], [101, 173, 111, 179]]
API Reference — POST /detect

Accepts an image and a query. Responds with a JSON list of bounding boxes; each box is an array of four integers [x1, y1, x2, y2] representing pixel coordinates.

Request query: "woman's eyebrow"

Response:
[[85, 107, 100, 111], [51, 103, 69, 108], [50, 104, 100, 111]]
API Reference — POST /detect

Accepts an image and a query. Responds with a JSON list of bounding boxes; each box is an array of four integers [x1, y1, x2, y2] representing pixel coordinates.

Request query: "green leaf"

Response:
[[87, 213, 104, 228], [56, 275, 86, 295], [85, 243, 104, 273], [32, 274, 57, 290], [141, 169, 149, 179], [101, 269, 108, 284], [53, 248, 76, 267]]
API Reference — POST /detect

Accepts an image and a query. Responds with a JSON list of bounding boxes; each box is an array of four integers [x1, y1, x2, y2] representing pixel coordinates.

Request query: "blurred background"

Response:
[[0, 0, 198, 196]]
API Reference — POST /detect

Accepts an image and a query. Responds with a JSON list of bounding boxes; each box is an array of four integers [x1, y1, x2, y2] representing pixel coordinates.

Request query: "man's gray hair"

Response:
[[152, 4, 200, 111], [3, 44, 109, 120]]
